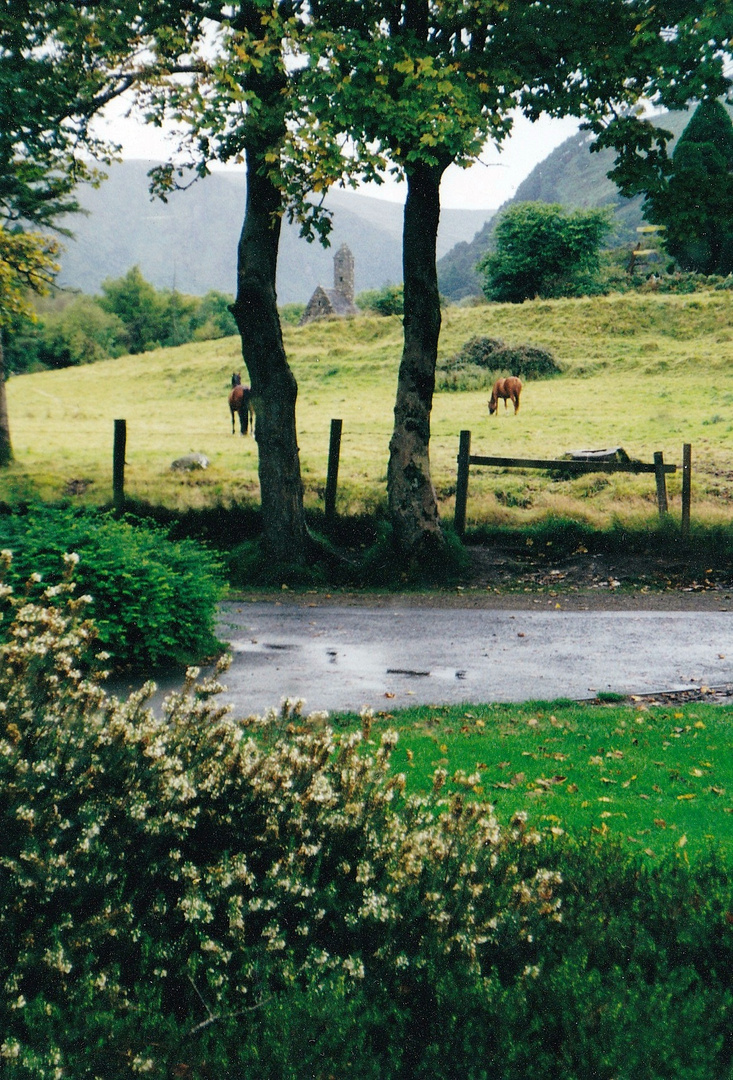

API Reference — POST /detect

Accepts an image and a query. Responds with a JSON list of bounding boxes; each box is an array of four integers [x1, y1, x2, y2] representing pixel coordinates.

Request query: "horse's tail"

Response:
[[242, 388, 253, 435]]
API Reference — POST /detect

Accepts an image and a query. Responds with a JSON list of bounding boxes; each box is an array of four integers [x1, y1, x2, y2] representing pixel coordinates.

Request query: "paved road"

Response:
[[200, 600, 733, 717]]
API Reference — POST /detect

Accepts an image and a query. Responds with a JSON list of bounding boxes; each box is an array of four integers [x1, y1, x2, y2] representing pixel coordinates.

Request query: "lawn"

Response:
[[332, 698, 733, 861], [3, 289, 733, 527]]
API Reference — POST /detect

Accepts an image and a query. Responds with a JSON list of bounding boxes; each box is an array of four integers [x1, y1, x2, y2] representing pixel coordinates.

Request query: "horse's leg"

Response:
[[230, 407, 236, 434], [239, 406, 246, 435]]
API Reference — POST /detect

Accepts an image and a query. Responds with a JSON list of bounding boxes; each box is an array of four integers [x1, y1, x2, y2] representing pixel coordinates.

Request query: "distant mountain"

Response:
[[54, 160, 494, 304], [437, 104, 733, 301]]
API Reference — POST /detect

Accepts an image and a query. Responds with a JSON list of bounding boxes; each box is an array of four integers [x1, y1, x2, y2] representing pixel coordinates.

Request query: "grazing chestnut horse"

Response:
[[228, 374, 255, 435], [488, 375, 522, 416]]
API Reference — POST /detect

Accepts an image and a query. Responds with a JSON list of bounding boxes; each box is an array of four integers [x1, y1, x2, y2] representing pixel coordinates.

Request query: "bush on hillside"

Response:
[[437, 335, 562, 391], [0, 562, 562, 1077], [0, 508, 223, 671], [278, 301, 306, 325], [477, 202, 613, 303], [356, 284, 404, 316]]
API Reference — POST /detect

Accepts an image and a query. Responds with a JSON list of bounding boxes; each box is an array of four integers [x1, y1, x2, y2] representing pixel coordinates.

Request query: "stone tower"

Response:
[[333, 244, 355, 304]]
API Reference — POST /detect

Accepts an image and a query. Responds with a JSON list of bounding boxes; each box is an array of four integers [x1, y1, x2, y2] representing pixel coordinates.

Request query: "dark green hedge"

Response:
[[0, 506, 224, 671]]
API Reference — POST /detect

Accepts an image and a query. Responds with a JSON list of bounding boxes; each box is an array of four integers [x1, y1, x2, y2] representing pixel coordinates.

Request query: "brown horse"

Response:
[[488, 375, 522, 416], [228, 382, 255, 435]]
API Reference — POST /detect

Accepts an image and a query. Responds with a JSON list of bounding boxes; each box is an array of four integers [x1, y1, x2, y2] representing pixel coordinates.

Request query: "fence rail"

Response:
[[454, 430, 691, 539]]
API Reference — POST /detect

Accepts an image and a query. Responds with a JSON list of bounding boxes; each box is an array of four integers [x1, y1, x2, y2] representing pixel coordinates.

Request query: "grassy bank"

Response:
[[3, 290, 733, 528], [330, 698, 733, 861]]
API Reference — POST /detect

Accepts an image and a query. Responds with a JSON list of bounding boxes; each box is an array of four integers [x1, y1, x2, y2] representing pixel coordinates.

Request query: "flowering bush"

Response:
[[0, 508, 223, 671], [0, 554, 561, 1078]]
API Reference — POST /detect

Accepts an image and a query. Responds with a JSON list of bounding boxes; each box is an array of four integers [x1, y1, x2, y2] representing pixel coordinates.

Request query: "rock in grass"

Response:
[[171, 453, 210, 471]]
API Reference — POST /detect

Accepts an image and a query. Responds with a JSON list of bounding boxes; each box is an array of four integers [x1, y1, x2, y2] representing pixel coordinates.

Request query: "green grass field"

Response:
[[332, 698, 733, 860], [4, 289, 733, 526]]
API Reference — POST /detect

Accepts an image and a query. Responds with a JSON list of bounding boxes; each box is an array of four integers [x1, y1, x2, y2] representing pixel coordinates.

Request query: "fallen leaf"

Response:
[[677, 793, 696, 801]]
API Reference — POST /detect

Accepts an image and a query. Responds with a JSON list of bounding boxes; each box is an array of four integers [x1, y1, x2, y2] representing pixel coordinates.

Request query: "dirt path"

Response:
[[232, 544, 733, 613]]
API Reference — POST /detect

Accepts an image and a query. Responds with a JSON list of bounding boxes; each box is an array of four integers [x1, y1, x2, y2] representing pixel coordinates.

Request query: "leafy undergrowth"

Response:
[[331, 700, 733, 861], [2, 566, 733, 1078]]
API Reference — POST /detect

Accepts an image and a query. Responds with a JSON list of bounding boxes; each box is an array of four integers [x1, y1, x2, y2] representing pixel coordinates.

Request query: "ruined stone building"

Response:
[[300, 244, 358, 324]]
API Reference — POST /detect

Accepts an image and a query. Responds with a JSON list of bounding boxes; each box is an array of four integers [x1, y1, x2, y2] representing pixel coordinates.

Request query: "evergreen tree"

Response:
[[649, 100, 733, 275], [608, 99, 733, 276]]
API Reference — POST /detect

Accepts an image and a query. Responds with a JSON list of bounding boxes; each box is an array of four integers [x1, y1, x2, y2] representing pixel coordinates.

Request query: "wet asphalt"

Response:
[[202, 600, 733, 717]]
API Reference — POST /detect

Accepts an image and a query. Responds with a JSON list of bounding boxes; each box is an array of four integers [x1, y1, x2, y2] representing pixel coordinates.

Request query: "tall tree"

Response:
[[314, 0, 732, 565], [137, 2, 384, 565], [616, 99, 733, 275], [0, 2, 154, 464], [136, 3, 326, 564], [0, 231, 59, 464]]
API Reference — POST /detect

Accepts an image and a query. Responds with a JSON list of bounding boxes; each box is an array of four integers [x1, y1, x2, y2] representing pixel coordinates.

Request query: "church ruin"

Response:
[[300, 244, 358, 324]]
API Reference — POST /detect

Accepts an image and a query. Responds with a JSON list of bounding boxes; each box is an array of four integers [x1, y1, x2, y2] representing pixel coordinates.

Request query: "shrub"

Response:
[[37, 295, 127, 368], [492, 343, 563, 380], [356, 284, 404, 316], [0, 561, 562, 1077], [278, 301, 306, 325], [477, 202, 613, 302], [0, 507, 223, 672], [437, 336, 561, 391]]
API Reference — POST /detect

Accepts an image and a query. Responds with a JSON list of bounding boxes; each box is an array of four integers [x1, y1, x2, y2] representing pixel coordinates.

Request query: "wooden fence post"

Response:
[[113, 418, 126, 511], [324, 418, 342, 525], [653, 451, 668, 517], [454, 429, 471, 539], [681, 442, 692, 540]]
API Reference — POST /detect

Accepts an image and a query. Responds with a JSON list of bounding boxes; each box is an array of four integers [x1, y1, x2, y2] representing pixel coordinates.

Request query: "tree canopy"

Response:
[[478, 203, 613, 304]]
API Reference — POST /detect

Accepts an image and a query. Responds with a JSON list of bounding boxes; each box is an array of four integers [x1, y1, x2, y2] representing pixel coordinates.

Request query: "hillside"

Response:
[[437, 104, 733, 300], [55, 160, 493, 303], [3, 290, 733, 533]]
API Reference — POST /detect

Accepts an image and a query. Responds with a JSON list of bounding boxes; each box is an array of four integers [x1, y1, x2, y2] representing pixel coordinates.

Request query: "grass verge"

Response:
[[330, 699, 733, 861]]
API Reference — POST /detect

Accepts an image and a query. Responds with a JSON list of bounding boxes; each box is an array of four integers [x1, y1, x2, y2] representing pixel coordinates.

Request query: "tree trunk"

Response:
[[0, 335, 13, 467], [229, 145, 308, 566], [387, 161, 448, 563]]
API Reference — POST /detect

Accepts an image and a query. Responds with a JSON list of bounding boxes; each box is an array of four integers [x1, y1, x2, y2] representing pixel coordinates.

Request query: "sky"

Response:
[[98, 103, 581, 211]]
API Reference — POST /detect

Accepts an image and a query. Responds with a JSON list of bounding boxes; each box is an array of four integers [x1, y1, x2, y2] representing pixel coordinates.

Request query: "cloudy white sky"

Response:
[[100, 103, 581, 211]]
